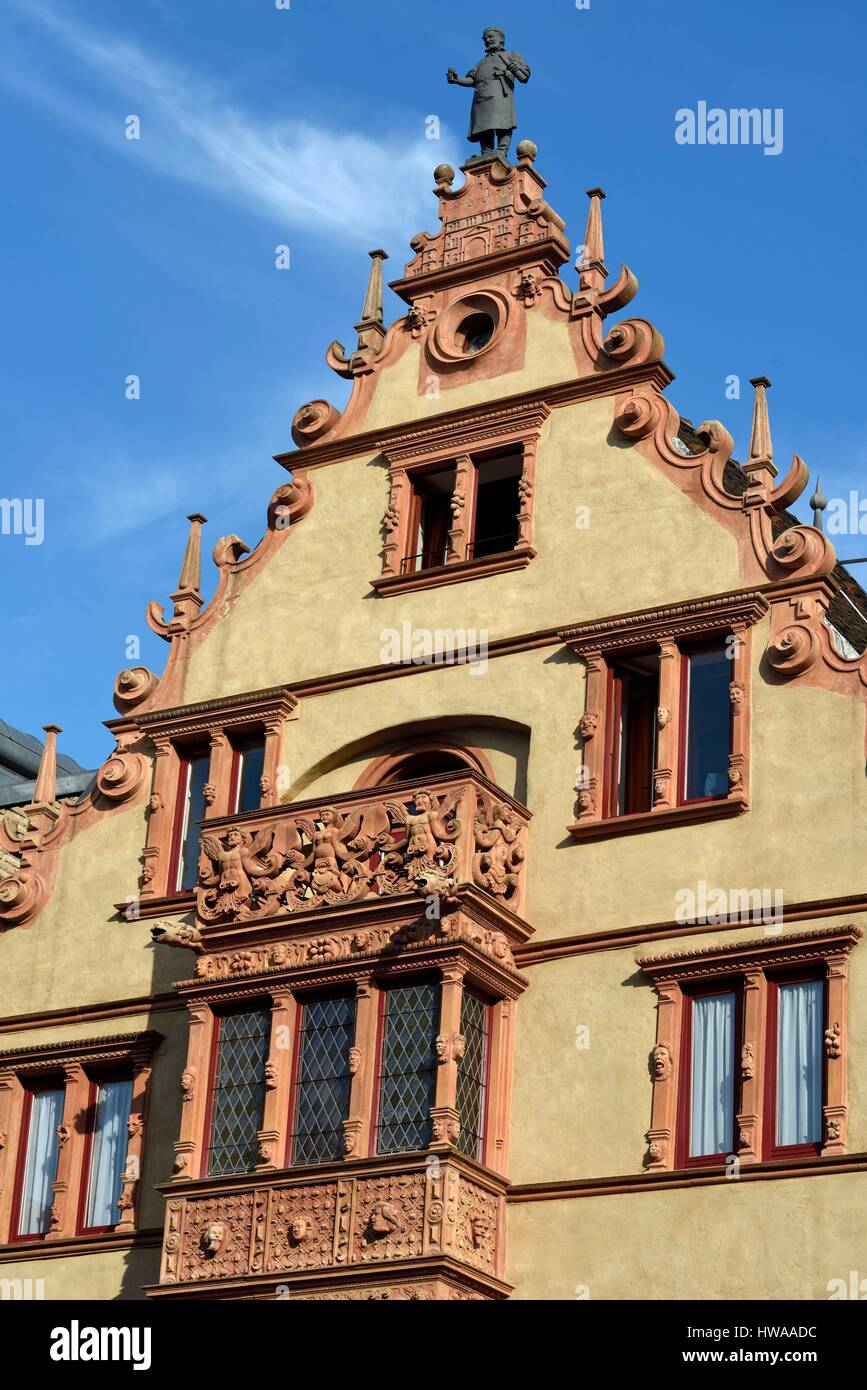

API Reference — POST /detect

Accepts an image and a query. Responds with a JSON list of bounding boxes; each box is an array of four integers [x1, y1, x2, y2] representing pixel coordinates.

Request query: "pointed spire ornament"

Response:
[[579, 188, 608, 294], [810, 475, 828, 531], [170, 513, 207, 629], [354, 250, 389, 365], [747, 376, 774, 465], [32, 724, 61, 806]]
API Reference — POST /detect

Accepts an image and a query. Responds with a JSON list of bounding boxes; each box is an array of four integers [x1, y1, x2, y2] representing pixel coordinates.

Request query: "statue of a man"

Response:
[[447, 27, 531, 165]]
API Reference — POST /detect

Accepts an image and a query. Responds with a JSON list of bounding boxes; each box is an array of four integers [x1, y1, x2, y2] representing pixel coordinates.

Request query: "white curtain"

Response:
[[19, 1088, 64, 1235], [777, 981, 823, 1146], [690, 993, 735, 1156], [84, 1078, 133, 1228]]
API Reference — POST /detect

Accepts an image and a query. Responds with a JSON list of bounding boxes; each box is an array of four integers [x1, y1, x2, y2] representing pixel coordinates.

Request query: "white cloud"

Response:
[[2, 2, 456, 244]]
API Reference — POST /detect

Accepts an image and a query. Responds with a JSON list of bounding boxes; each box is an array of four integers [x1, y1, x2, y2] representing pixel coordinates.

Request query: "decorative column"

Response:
[[447, 455, 474, 564], [47, 1062, 88, 1240], [516, 438, 538, 550], [652, 639, 681, 811], [344, 976, 379, 1160], [206, 730, 232, 818], [645, 979, 682, 1171], [257, 990, 297, 1170], [141, 733, 175, 901], [381, 467, 410, 578], [430, 965, 466, 1148], [822, 951, 849, 1156], [576, 649, 607, 822], [728, 624, 751, 804], [261, 717, 284, 809], [172, 1004, 215, 1181], [735, 969, 766, 1163], [484, 998, 515, 1175], [117, 1056, 152, 1233]]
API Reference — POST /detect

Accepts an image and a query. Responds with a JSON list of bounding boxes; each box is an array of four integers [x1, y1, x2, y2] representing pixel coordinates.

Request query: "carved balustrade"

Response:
[[194, 771, 529, 928], [150, 1153, 508, 1300]]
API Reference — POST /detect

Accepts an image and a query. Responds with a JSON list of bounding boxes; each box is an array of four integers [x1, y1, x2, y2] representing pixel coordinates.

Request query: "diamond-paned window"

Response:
[[375, 981, 439, 1154], [290, 991, 356, 1166], [207, 1006, 271, 1176], [455, 989, 489, 1159]]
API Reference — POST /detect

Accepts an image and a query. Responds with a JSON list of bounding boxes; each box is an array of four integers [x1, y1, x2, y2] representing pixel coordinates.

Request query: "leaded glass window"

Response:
[[207, 1006, 271, 1176], [376, 981, 439, 1154], [455, 990, 489, 1159], [290, 991, 356, 1165]]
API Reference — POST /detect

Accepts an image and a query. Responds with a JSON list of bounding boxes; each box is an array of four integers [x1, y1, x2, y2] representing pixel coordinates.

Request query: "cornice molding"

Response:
[[560, 589, 769, 655], [637, 922, 861, 980]]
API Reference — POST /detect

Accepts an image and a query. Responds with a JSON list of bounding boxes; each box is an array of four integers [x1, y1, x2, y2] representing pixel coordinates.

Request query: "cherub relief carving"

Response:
[[472, 796, 524, 903]]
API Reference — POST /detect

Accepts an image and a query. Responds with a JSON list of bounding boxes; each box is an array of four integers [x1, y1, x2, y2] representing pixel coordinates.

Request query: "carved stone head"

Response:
[[201, 1221, 226, 1256], [290, 1217, 309, 1243], [579, 711, 598, 739], [469, 1212, 493, 1248], [650, 1043, 672, 1081]]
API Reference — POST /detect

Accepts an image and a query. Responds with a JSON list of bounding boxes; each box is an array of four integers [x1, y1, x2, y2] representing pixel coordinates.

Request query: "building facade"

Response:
[[1, 147, 866, 1301]]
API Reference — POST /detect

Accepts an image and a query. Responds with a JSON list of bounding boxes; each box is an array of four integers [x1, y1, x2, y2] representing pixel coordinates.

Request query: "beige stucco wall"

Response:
[[506, 1172, 867, 1300]]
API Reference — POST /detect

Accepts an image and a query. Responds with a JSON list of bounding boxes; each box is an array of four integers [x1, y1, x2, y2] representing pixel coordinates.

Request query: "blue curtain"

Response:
[[84, 1078, 133, 1228], [777, 981, 823, 1146], [19, 1088, 64, 1235], [690, 993, 735, 1157]]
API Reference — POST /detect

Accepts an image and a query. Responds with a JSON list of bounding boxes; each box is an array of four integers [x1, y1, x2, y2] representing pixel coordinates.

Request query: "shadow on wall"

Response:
[[284, 716, 531, 805]]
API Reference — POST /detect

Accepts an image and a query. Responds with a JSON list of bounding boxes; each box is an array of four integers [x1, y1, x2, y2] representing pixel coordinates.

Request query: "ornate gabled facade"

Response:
[[2, 140, 867, 1302]]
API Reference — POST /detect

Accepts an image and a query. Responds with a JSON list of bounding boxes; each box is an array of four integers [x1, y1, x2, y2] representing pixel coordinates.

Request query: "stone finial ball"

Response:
[[433, 163, 455, 186], [516, 140, 537, 161]]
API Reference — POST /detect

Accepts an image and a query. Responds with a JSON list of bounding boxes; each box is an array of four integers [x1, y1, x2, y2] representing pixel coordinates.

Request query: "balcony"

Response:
[[194, 770, 530, 930], [148, 1153, 509, 1300]]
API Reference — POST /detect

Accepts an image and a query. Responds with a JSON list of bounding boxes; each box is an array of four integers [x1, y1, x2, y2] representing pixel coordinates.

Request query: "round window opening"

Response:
[[458, 312, 495, 355]]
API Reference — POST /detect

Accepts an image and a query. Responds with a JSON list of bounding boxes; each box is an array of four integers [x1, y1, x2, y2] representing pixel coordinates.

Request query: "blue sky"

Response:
[[1, 0, 865, 767]]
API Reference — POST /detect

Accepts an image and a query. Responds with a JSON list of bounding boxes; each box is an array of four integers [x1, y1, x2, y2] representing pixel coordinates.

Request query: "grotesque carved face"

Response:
[[201, 1221, 226, 1255], [290, 1217, 308, 1242], [651, 1044, 672, 1080], [414, 791, 432, 812], [435, 1036, 449, 1063]]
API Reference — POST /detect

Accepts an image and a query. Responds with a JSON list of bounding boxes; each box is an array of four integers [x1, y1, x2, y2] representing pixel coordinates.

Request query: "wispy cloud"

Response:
[[2, 2, 455, 244]]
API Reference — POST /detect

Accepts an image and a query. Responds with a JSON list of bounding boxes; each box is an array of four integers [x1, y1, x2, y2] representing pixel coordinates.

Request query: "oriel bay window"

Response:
[[639, 926, 858, 1173], [564, 592, 767, 837]]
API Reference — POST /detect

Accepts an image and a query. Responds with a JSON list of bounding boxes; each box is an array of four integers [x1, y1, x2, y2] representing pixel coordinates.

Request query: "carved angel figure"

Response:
[[387, 788, 461, 881], [472, 797, 524, 902], [197, 825, 280, 919]]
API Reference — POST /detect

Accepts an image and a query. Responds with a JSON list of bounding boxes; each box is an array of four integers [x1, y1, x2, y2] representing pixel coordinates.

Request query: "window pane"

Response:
[[18, 1088, 64, 1236], [84, 1078, 134, 1228], [684, 645, 731, 801], [207, 1008, 271, 1176], [179, 751, 210, 891], [777, 981, 823, 1146], [690, 992, 735, 1157], [236, 740, 265, 814], [455, 992, 489, 1159], [376, 982, 439, 1154], [291, 992, 356, 1165]]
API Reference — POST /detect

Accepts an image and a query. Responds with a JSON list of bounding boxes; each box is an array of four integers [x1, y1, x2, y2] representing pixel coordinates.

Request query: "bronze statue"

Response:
[[447, 26, 531, 165]]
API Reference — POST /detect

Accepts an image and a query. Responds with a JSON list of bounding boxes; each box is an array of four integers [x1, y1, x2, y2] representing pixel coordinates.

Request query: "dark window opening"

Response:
[[458, 312, 494, 354], [171, 745, 210, 893], [403, 467, 454, 573], [682, 641, 732, 802], [380, 751, 470, 784], [470, 453, 522, 560], [230, 736, 266, 815], [608, 655, 659, 817]]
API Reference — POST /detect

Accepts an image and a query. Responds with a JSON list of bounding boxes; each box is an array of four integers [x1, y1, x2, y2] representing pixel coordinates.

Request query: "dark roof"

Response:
[[677, 422, 867, 655], [0, 720, 96, 810]]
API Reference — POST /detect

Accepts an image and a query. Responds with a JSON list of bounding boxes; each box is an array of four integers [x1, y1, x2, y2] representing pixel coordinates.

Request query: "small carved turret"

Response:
[[578, 187, 608, 295], [32, 724, 61, 807], [169, 513, 207, 631]]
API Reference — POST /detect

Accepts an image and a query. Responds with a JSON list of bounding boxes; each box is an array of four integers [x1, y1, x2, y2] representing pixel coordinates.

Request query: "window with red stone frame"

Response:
[[674, 978, 743, 1168]]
